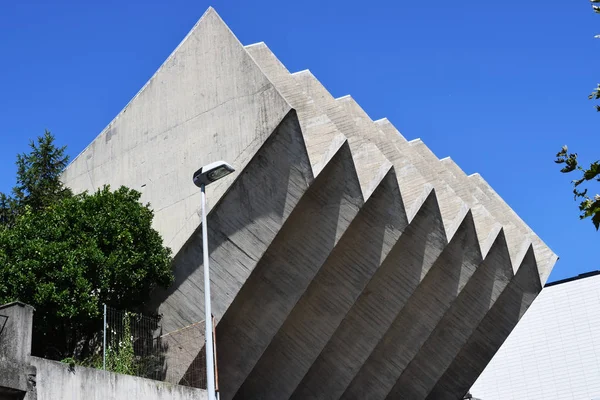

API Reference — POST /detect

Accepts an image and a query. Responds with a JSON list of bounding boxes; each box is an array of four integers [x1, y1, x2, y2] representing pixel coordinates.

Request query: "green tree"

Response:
[[0, 130, 71, 226], [0, 133, 173, 360], [555, 1, 600, 230]]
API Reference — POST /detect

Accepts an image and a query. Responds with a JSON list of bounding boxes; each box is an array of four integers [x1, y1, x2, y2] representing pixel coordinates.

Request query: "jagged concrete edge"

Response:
[[234, 166, 406, 399], [289, 188, 448, 400]]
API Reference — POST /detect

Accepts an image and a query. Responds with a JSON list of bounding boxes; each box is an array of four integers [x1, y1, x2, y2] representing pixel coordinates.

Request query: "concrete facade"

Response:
[[61, 8, 558, 400]]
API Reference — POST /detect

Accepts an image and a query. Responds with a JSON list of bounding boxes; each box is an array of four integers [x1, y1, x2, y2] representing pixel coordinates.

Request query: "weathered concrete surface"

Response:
[[0, 302, 34, 363], [386, 229, 513, 399], [469, 172, 557, 283], [215, 142, 363, 400], [0, 302, 36, 399], [61, 8, 292, 258], [336, 97, 468, 240], [425, 246, 540, 400], [290, 70, 391, 201], [340, 211, 482, 400], [153, 110, 313, 332], [291, 190, 447, 400], [30, 357, 207, 400], [245, 43, 346, 176], [235, 169, 407, 400], [247, 47, 391, 205]]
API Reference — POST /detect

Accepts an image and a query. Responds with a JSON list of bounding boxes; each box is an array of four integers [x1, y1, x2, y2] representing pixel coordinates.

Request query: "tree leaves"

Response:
[[556, 145, 600, 230], [0, 130, 72, 227], [555, 145, 580, 173], [0, 133, 173, 360]]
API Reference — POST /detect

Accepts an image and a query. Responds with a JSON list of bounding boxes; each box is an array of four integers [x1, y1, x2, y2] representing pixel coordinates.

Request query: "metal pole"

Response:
[[202, 183, 216, 400], [103, 303, 107, 370], [213, 315, 219, 397]]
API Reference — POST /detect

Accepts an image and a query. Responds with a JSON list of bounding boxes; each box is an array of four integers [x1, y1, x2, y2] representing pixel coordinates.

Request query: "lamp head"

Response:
[[193, 161, 235, 187]]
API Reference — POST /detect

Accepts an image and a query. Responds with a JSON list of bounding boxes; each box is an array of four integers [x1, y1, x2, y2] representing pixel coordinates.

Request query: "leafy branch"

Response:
[[555, 146, 600, 229]]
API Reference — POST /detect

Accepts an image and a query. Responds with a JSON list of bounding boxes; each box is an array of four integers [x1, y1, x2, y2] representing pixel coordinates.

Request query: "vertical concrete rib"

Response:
[[426, 246, 540, 400], [340, 211, 482, 400], [291, 190, 447, 400], [155, 110, 312, 333], [331, 97, 431, 224], [407, 138, 501, 256], [385, 229, 513, 399], [469, 172, 557, 284], [373, 120, 501, 258], [247, 45, 391, 201], [215, 141, 363, 400], [245, 42, 346, 176], [330, 108, 470, 245], [233, 167, 407, 400], [291, 70, 392, 200]]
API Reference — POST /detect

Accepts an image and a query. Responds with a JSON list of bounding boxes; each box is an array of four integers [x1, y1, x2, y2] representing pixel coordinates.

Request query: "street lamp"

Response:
[[193, 160, 235, 400]]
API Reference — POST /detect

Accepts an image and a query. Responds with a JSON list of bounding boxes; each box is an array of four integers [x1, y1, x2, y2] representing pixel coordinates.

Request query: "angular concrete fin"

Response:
[[469, 173, 556, 285], [335, 96, 398, 164], [374, 118, 407, 142], [216, 140, 364, 400], [409, 140, 503, 256], [340, 210, 482, 400], [372, 118, 412, 163], [332, 97, 433, 222], [291, 70, 393, 201], [234, 166, 406, 400], [154, 109, 312, 333], [440, 156, 469, 180], [386, 228, 513, 400], [437, 158, 533, 268], [245, 42, 291, 75], [245, 42, 347, 176], [290, 188, 447, 400], [425, 244, 541, 400], [405, 139, 471, 241], [62, 7, 292, 256]]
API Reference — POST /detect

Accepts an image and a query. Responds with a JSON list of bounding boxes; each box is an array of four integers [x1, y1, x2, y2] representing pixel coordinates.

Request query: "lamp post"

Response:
[[193, 161, 235, 400]]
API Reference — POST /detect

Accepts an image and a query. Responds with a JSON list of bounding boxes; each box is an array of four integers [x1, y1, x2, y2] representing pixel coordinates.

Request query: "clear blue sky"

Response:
[[0, 1, 597, 282]]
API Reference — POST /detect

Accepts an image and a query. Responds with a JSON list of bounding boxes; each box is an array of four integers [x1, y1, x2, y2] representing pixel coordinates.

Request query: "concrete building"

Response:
[[470, 272, 600, 400], [61, 7, 558, 400]]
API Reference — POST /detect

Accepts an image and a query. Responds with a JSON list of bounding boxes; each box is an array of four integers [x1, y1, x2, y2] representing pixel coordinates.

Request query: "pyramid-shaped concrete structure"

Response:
[[63, 8, 558, 400]]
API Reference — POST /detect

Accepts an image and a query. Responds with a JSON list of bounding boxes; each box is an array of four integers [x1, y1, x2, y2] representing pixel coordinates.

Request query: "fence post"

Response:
[[103, 303, 107, 370]]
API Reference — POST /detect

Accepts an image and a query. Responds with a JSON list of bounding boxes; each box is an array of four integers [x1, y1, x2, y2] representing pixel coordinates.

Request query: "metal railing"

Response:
[[101, 305, 208, 388]]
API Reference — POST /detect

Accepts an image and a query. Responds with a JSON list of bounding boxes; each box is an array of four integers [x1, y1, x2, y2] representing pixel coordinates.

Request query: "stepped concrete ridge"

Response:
[[62, 8, 558, 400]]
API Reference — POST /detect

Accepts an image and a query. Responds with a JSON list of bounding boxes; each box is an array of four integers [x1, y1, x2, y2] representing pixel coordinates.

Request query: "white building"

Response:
[[470, 271, 600, 400]]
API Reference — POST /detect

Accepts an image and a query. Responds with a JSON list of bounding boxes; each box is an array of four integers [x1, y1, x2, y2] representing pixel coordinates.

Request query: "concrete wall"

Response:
[[0, 302, 36, 399], [30, 357, 207, 400], [0, 301, 207, 400]]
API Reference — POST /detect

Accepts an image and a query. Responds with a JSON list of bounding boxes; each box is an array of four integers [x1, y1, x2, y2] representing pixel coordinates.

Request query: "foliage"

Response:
[[0, 132, 173, 360], [60, 312, 138, 375], [1, 130, 72, 226], [555, 147, 600, 229], [554, 1, 600, 230], [104, 312, 138, 375]]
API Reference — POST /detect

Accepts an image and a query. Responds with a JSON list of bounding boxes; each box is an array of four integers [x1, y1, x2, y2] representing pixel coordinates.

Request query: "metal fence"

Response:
[[102, 305, 208, 388]]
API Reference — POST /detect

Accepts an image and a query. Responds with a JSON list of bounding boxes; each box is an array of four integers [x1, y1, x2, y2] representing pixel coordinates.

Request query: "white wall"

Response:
[[470, 274, 600, 400]]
